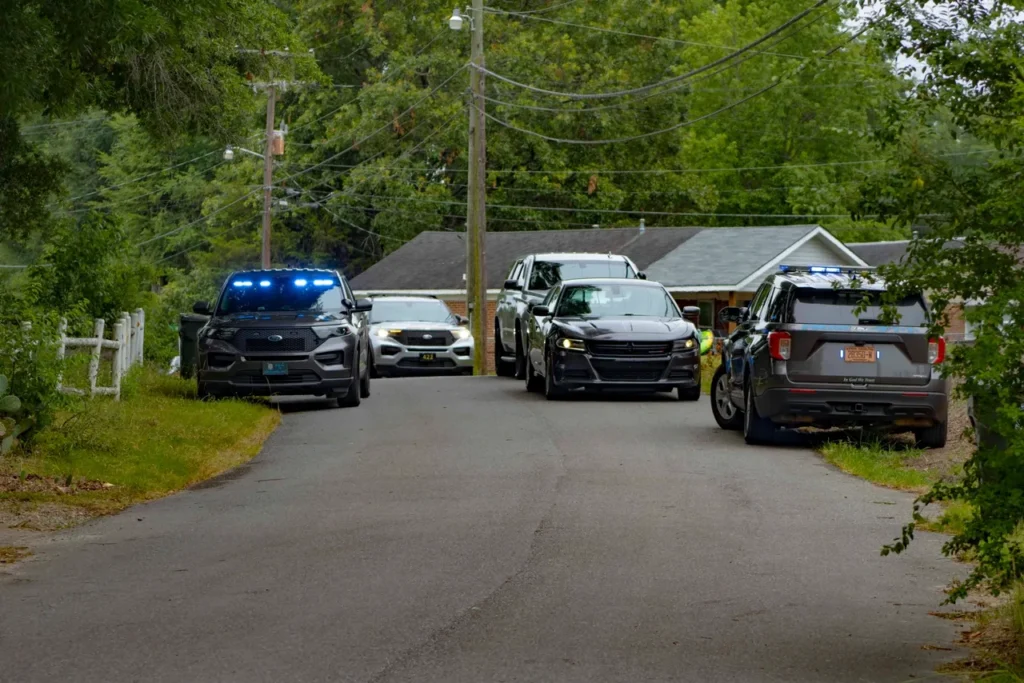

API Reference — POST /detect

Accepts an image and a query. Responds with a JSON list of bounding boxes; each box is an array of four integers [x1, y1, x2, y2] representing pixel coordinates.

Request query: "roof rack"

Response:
[[777, 264, 875, 275]]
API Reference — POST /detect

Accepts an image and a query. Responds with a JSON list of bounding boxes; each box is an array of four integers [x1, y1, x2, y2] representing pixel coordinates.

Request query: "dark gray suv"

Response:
[[710, 265, 949, 446], [192, 269, 373, 407]]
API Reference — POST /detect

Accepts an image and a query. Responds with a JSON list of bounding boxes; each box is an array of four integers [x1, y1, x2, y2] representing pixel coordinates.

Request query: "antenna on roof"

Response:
[[639, 218, 646, 234]]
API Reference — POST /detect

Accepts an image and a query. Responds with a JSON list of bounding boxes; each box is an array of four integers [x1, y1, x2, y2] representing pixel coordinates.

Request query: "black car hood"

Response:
[[553, 316, 696, 340], [209, 311, 347, 328]]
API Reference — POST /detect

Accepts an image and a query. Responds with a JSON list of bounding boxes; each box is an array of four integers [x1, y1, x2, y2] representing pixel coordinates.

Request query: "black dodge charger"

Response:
[[522, 278, 706, 400]]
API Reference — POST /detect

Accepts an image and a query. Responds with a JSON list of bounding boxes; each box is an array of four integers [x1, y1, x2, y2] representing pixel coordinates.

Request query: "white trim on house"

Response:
[[734, 227, 872, 291], [355, 289, 502, 299]]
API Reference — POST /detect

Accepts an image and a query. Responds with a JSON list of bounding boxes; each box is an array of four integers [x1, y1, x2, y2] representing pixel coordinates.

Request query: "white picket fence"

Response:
[[57, 309, 146, 401]]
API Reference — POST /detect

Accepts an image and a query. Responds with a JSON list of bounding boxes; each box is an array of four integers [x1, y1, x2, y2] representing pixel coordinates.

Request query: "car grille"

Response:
[[590, 359, 668, 382], [236, 329, 318, 353], [397, 358, 456, 369], [587, 341, 672, 357], [394, 331, 454, 347]]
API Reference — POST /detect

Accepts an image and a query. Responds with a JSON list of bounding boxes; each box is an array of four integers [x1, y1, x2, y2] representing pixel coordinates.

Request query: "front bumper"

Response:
[[197, 336, 357, 397], [756, 384, 949, 427], [551, 349, 700, 391], [371, 338, 474, 376]]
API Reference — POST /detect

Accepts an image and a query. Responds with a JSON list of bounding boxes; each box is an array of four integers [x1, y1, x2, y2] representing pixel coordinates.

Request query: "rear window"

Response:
[[790, 289, 929, 327], [528, 260, 635, 290]]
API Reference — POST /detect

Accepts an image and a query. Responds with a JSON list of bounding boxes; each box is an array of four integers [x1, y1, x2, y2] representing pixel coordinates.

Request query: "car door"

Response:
[[527, 284, 560, 371], [502, 257, 529, 350], [340, 275, 369, 369], [727, 283, 771, 398], [495, 260, 521, 352]]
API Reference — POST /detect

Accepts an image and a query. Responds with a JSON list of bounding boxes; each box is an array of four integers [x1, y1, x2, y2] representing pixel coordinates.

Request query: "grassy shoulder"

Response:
[[0, 368, 279, 530]]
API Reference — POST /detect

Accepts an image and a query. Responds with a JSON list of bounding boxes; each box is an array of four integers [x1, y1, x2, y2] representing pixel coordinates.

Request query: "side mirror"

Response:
[[192, 301, 212, 315], [455, 314, 468, 325], [353, 298, 373, 313], [718, 306, 744, 324], [637, 271, 648, 280], [682, 305, 701, 322], [532, 305, 551, 317], [503, 279, 522, 291]]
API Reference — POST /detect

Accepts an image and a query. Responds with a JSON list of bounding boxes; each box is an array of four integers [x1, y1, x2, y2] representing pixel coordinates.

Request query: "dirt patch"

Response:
[[0, 545, 32, 564], [0, 499, 96, 532], [0, 473, 114, 495]]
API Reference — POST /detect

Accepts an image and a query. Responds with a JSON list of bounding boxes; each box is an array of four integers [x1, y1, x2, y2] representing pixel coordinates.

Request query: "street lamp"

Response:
[[223, 145, 265, 161], [449, 2, 488, 377]]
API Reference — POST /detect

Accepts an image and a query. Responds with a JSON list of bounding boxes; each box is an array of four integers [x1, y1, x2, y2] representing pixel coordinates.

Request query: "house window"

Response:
[[698, 301, 713, 327]]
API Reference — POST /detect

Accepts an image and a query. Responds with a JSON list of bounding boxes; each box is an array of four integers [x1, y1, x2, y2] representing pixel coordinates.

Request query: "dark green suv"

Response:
[[192, 269, 373, 407]]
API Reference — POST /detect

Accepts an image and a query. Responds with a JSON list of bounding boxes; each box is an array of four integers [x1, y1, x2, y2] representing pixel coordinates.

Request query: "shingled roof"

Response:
[[848, 239, 966, 266], [350, 225, 868, 292]]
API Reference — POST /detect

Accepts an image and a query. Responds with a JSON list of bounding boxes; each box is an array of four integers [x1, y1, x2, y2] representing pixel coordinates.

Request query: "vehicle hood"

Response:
[[208, 312, 348, 328], [553, 316, 696, 340]]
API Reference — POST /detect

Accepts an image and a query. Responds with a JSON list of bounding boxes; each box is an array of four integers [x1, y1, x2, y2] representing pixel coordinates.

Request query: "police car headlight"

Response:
[[374, 327, 391, 338], [672, 338, 697, 352], [313, 325, 352, 340], [201, 327, 238, 341], [557, 337, 586, 352], [453, 327, 471, 340]]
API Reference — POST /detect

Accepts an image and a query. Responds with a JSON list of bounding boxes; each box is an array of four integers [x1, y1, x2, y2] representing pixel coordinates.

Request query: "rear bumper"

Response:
[[551, 349, 700, 391], [756, 385, 948, 427]]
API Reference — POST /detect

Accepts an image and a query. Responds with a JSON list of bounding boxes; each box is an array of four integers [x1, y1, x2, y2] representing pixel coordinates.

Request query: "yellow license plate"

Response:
[[420, 353, 436, 362], [845, 346, 875, 363]]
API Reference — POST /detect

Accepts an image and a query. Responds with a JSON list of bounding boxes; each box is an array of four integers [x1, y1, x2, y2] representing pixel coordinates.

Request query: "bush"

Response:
[[0, 310, 64, 447]]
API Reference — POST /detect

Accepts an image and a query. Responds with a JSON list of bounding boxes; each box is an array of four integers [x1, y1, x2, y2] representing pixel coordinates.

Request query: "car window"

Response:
[[790, 289, 929, 326], [508, 260, 523, 283], [528, 259, 635, 291], [542, 285, 562, 308], [555, 283, 678, 318], [747, 284, 771, 322], [218, 273, 346, 315], [766, 288, 788, 323]]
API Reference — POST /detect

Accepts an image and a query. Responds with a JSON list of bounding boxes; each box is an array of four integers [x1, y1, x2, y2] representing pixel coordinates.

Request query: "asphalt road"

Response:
[[1, 377, 962, 683]]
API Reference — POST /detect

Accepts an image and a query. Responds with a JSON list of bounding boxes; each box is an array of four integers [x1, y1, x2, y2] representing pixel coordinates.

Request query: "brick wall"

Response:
[[444, 298, 498, 373]]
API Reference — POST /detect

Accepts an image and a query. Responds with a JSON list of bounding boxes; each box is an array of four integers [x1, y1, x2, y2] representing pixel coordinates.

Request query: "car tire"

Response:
[[710, 364, 742, 430], [370, 355, 380, 379], [360, 353, 371, 399], [514, 325, 527, 380], [337, 351, 362, 408], [544, 351, 567, 401], [915, 421, 948, 449], [494, 322, 516, 377], [677, 385, 701, 402], [743, 380, 776, 445], [525, 342, 544, 393]]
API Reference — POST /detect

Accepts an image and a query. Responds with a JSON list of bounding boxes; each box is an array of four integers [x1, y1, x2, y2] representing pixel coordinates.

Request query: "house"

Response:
[[351, 225, 869, 366]]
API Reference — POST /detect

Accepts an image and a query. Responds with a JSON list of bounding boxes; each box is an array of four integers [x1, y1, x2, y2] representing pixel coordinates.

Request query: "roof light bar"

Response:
[[294, 279, 308, 287], [312, 279, 334, 286], [778, 264, 870, 274], [232, 280, 253, 287], [259, 280, 272, 287]]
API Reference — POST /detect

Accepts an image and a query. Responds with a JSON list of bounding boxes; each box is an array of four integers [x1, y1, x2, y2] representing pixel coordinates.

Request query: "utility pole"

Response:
[[467, 0, 488, 375], [261, 84, 276, 269]]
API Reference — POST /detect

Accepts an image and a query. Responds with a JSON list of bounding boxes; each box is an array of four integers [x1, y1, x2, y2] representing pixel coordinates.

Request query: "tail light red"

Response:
[[928, 336, 945, 365], [769, 331, 792, 360]]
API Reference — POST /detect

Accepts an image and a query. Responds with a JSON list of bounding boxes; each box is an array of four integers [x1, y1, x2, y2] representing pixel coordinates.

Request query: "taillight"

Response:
[[769, 331, 792, 360], [928, 336, 946, 365]]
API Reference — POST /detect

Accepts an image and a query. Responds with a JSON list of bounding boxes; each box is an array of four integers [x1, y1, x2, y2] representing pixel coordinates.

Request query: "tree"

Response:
[[860, 0, 1024, 602]]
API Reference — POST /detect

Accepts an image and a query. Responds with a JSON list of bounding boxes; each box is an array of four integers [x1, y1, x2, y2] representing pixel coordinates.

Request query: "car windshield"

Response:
[[791, 289, 929, 326], [370, 300, 454, 324], [529, 260, 635, 290], [556, 283, 679, 318], [217, 273, 345, 315]]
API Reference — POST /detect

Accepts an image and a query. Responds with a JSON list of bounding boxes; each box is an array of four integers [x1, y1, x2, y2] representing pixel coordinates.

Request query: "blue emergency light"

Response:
[[232, 280, 253, 287]]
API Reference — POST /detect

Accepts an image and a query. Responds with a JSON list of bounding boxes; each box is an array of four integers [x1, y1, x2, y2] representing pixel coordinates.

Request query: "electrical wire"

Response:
[[490, 0, 586, 15], [479, 0, 832, 101], [67, 150, 222, 203], [135, 191, 260, 247]]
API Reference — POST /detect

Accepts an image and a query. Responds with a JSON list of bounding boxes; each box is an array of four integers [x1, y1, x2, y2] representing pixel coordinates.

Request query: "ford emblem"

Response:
[[268, 335, 283, 342], [423, 333, 433, 340]]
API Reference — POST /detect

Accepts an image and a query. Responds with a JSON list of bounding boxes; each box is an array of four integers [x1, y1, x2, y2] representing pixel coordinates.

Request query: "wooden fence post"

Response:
[[88, 318, 105, 397]]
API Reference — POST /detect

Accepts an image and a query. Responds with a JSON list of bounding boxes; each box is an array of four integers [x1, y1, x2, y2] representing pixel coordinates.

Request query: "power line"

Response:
[[480, 0, 833, 101], [135, 191, 260, 247], [59, 159, 231, 215], [490, 0, 586, 15], [67, 150, 221, 204]]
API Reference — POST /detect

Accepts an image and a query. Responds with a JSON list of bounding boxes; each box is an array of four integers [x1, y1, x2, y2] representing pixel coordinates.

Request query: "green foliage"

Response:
[[860, 0, 1024, 602], [0, 305, 65, 450]]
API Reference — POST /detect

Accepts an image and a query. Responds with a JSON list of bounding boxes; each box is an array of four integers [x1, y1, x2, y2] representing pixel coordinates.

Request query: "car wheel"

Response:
[[710, 364, 742, 430], [914, 421, 948, 449], [677, 385, 701, 402], [494, 322, 515, 377], [369, 355, 380, 379], [360, 352, 371, 399], [514, 326, 527, 380], [525, 342, 544, 393], [544, 351, 567, 401], [337, 351, 362, 408], [743, 380, 776, 445]]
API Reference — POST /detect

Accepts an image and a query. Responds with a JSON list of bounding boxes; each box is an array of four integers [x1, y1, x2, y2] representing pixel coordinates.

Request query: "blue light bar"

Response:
[[312, 279, 334, 286], [809, 266, 843, 274], [294, 279, 308, 287], [232, 280, 253, 287], [259, 280, 271, 287]]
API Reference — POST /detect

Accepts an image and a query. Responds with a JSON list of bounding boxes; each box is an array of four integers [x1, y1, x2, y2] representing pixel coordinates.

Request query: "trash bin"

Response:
[[178, 313, 209, 380]]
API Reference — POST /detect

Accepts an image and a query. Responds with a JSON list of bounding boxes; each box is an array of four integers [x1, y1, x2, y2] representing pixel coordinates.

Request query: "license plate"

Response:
[[420, 353, 436, 362], [844, 346, 875, 363], [263, 362, 288, 375]]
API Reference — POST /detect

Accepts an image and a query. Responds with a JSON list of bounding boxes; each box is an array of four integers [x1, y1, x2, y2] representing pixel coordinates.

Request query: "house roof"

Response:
[[848, 239, 966, 266], [350, 227, 701, 291], [350, 225, 867, 292]]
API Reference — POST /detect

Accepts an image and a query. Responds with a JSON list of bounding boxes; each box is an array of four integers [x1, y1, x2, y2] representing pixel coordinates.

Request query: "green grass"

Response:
[[818, 441, 936, 492], [919, 499, 976, 535], [700, 354, 719, 395], [1, 368, 279, 523]]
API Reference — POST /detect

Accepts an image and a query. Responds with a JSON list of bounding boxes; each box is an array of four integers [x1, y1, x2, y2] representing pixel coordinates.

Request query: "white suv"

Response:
[[368, 296, 474, 377]]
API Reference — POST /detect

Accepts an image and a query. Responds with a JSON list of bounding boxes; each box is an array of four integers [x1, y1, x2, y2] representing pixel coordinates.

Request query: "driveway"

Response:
[[0, 377, 961, 682]]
